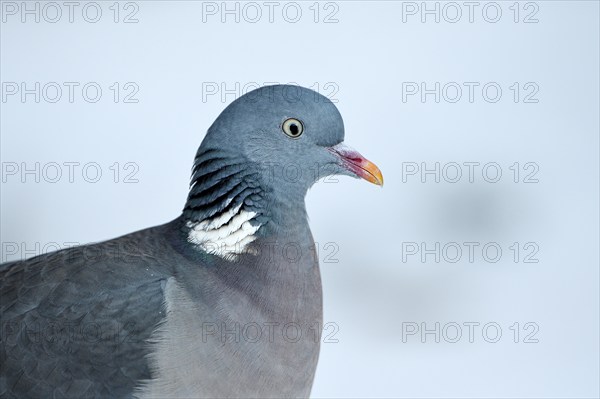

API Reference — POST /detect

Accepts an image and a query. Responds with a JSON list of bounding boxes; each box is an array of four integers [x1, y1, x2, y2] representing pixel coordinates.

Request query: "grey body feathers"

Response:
[[1, 218, 322, 398]]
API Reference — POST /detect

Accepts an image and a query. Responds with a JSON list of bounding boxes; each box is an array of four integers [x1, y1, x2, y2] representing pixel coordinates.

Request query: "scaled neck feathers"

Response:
[[182, 148, 267, 260]]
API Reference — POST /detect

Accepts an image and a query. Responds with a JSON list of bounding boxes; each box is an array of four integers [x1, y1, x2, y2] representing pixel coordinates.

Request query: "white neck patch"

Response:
[[186, 203, 262, 260]]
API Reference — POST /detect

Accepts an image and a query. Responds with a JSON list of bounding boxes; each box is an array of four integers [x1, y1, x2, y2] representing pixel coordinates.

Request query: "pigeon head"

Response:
[[182, 85, 382, 257]]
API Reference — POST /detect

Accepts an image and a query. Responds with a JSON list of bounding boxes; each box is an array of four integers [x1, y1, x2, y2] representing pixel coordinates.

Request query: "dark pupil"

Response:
[[289, 123, 299, 135]]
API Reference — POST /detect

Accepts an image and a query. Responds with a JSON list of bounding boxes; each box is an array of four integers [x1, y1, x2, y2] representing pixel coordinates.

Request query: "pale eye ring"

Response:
[[282, 118, 304, 138]]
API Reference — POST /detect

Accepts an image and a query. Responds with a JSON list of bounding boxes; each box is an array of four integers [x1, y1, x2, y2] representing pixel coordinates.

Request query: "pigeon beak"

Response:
[[328, 143, 384, 186]]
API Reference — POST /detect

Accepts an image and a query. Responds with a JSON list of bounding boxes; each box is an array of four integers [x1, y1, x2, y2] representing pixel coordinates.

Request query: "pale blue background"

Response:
[[1, 1, 599, 397]]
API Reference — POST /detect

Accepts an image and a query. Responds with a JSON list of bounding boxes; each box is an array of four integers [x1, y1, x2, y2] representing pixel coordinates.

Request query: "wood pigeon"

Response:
[[0, 84, 383, 398]]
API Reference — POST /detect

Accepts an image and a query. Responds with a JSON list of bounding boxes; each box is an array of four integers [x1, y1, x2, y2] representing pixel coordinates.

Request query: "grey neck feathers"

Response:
[[182, 147, 266, 224], [178, 146, 313, 265], [182, 147, 309, 235]]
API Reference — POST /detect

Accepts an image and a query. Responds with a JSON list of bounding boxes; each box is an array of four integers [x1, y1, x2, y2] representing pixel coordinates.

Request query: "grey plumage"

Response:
[[1, 227, 171, 397], [0, 85, 382, 398]]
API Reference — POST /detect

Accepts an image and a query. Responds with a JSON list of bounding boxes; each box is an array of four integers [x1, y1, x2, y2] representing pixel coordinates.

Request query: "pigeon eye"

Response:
[[282, 118, 304, 138]]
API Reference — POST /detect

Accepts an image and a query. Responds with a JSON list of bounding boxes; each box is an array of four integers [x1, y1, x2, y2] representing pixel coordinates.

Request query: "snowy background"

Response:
[[1, 1, 599, 397]]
